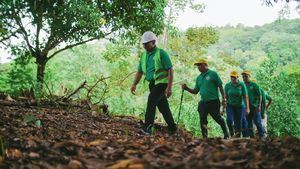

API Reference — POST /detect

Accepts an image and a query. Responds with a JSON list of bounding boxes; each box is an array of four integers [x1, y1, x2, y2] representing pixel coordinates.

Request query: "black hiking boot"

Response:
[[140, 124, 153, 135], [168, 125, 178, 135]]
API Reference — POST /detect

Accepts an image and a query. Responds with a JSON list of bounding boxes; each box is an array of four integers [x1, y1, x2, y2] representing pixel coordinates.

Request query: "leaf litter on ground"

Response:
[[0, 105, 299, 169]]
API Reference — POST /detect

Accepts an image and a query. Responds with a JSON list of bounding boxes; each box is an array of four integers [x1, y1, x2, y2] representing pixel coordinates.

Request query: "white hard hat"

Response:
[[141, 31, 157, 44]]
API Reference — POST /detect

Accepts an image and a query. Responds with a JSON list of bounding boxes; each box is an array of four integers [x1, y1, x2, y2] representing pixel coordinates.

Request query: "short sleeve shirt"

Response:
[[225, 81, 247, 107], [245, 81, 261, 108], [194, 69, 223, 102]]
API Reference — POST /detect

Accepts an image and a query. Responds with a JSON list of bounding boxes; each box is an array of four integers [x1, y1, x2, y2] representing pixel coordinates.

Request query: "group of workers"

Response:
[[130, 31, 272, 139]]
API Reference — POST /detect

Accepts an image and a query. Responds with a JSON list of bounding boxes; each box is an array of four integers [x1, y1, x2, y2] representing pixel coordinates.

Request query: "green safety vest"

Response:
[[141, 48, 168, 85]]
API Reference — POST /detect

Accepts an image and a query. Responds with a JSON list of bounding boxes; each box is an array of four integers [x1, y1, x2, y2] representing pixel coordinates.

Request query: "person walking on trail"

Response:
[[130, 31, 177, 135], [181, 58, 229, 139], [241, 71, 265, 138], [260, 89, 272, 134], [224, 71, 250, 137]]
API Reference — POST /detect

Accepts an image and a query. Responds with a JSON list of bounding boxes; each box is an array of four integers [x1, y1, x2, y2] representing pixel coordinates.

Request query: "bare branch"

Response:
[[47, 37, 98, 61], [57, 80, 87, 102], [44, 81, 53, 98], [43, 26, 83, 54], [93, 82, 109, 105], [35, 11, 43, 51], [13, 13, 35, 55], [46, 30, 113, 60], [119, 71, 136, 85], [43, 29, 56, 52], [97, 83, 109, 105], [42, 37, 62, 56], [86, 76, 111, 99]]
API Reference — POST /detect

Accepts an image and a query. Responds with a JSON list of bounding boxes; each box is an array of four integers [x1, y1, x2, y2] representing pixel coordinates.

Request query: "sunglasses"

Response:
[[142, 41, 154, 46]]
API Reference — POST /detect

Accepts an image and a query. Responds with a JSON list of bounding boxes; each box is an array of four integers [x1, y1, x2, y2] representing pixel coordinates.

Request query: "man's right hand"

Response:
[[246, 107, 250, 116], [130, 84, 136, 95], [181, 83, 187, 90]]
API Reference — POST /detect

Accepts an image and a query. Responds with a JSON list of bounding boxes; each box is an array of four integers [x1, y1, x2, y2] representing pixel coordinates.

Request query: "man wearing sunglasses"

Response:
[[242, 70, 265, 138], [130, 31, 177, 135]]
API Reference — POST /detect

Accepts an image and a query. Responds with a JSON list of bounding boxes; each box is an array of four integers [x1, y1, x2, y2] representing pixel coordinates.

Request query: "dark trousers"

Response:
[[241, 107, 248, 137], [144, 81, 176, 131], [198, 99, 229, 138], [246, 105, 265, 137], [226, 104, 243, 137]]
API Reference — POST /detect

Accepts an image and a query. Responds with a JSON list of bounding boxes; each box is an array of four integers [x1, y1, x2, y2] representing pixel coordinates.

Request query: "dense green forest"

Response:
[[1, 19, 299, 137]]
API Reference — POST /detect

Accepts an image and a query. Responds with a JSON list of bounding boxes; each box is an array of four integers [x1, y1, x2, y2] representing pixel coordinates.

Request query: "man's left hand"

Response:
[[257, 106, 261, 113], [221, 109, 225, 116]]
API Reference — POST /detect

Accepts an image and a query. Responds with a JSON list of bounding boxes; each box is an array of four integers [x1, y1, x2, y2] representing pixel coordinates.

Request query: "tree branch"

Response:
[[13, 13, 35, 56], [46, 30, 113, 60], [35, 10, 43, 51], [0, 29, 20, 43], [47, 37, 98, 61], [119, 71, 136, 85], [58, 80, 87, 102], [43, 36, 62, 56], [0, 36, 11, 45], [43, 26, 83, 54], [86, 76, 111, 99]]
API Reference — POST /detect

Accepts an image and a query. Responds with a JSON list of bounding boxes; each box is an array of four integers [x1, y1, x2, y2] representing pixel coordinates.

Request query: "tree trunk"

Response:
[[36, 54, 48, 95], [162, 0, 173, 49]]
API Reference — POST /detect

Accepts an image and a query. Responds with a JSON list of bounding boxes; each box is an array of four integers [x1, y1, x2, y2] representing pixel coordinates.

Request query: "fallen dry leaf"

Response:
[[68, 159, 83, 169], [6, 149, 22, 159], [87, 139, 107, 147], [28, 152, 40, 158], [107, 159, 145, 169]]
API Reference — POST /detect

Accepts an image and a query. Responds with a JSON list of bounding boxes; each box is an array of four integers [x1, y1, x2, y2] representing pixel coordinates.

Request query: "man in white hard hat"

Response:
[[130, 31, 177, 135]]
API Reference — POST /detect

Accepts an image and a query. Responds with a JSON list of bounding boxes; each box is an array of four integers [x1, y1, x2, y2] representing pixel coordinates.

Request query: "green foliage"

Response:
[[23, 114, 42, 127], [0, 0, 167, 46], [0, 63, 10, 92], [6, 49, 36, 96], [186, 27, 219, 48], [256, 57, 300, 137], [23, 114, 36, 123], [259, 31, 300, 65], [45, 44, 109, 101], [166, 27, 219, 67], [0, 0, 168, 90]]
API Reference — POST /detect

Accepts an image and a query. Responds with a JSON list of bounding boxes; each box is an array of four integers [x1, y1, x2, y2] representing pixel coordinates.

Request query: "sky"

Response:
[[175, 0, 300, 30], [1, 0, 300, 63]]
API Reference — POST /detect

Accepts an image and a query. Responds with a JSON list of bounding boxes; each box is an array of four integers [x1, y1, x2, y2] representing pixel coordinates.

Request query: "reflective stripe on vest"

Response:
[[141, 48, 168, 84]]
